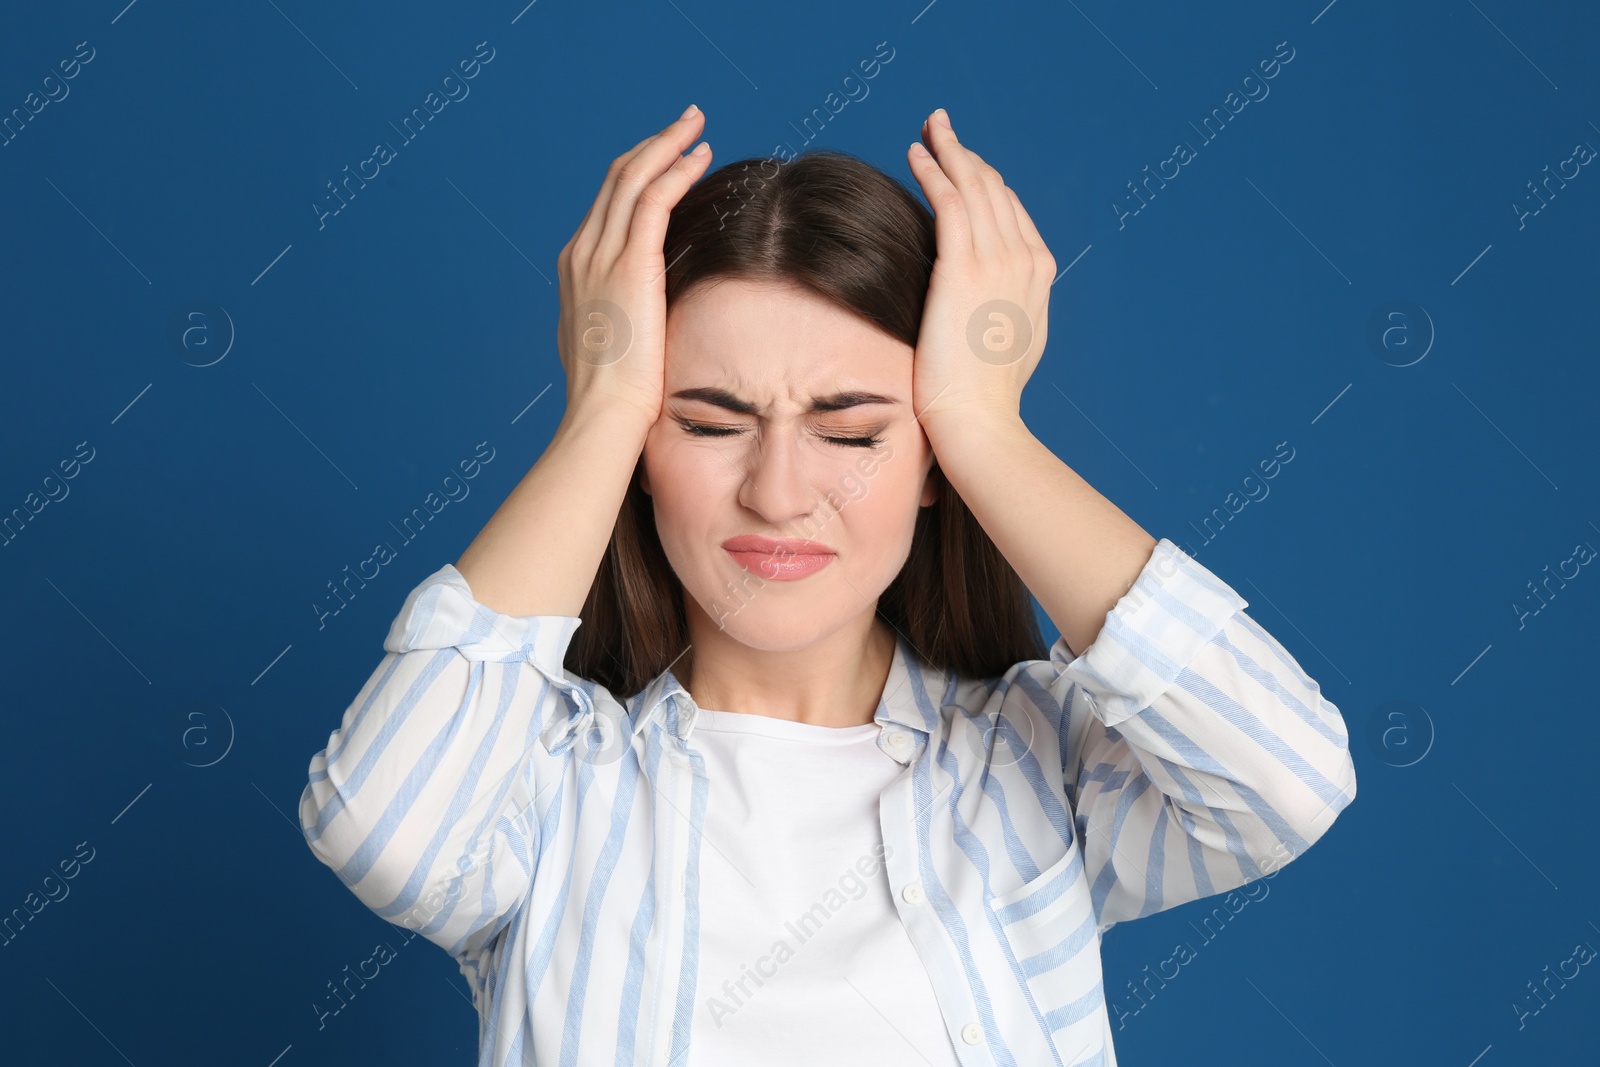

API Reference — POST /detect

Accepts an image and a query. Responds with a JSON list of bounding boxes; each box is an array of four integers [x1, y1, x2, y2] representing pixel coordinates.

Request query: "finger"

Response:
[[1004, 186, 1057, 283], [595, 107, 707, 267], [979, 163, 1023, 251], [568, 124, 676, 267], [907, 137, 968, 260], [921, 111, 1003, 259], [624, 140, 713, 275], [1004, 186, 1052, 261], [569, 106, 707, 268], [567, 134, 649, 260]]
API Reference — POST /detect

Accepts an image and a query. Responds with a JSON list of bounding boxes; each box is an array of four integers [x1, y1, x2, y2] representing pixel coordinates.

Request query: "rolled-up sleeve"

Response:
[[298, 563, 586, 960], [1049, 538, 1357, 930]]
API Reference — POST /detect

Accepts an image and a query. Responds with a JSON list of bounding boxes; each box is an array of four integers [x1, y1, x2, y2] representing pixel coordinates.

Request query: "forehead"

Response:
[[664, 278, 911, 398]]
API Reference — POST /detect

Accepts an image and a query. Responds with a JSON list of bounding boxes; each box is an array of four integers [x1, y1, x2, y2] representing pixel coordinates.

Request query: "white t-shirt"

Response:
[[687, 707, 963, 1066]]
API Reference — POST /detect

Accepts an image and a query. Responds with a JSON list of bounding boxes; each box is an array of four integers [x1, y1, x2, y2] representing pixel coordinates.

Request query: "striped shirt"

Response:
[[299, 537, 1358, 1066]]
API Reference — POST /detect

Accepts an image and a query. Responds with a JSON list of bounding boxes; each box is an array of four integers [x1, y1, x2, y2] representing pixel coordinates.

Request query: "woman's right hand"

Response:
[[555, 104, 712, 427]]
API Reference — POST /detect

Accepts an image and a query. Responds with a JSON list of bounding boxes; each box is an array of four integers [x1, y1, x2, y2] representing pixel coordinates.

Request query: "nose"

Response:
[[735, 425, 831, 531]]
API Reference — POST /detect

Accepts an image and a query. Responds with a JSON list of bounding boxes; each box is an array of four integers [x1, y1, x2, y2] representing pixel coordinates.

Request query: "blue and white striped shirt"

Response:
[[299, 537, 1357, 1066]]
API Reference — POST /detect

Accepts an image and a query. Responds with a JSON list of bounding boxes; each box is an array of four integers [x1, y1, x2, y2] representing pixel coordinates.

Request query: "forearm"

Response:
[[924, 413, 1157, 656], [456, 398, 652, 618]]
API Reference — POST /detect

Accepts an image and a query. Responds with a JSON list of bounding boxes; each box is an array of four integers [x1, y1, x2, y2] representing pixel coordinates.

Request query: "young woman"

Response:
[[300, 105, 1357, 1067]]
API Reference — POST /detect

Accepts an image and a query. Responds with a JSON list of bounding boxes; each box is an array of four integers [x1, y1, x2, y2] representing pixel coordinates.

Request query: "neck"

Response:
[[679, 613, 897, 728]]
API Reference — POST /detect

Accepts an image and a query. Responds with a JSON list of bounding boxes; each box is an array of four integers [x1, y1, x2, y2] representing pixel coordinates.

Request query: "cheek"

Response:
[[823, 449, 922, 537], [851, 443, 917, 504], [644, 445, 735, 524]]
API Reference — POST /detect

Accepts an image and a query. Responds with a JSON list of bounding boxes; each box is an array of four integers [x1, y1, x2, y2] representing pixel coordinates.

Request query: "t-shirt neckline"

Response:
[[691, 707, 881, 745]]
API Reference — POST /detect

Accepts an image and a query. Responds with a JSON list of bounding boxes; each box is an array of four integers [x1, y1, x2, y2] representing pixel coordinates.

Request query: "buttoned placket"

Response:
[[641, 674, 996, 1065], [640, 696, 706, 1067], [876, 722, 997, 1066], [883, 726, 915, 760]]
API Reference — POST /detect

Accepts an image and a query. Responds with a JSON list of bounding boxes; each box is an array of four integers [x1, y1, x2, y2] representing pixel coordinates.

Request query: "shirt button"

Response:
[[901, 882, 926, 905], [888, 731, 910, 751], [961, 1021, 983, 1044]]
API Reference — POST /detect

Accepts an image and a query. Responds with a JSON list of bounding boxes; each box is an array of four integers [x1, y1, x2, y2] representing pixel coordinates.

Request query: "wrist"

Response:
[[923, 411, 1035, 493], [561, 391, 658, 440], [920, 407, 1028, 453]]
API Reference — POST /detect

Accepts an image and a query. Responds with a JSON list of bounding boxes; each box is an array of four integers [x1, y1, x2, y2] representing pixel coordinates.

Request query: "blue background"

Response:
[[2, 0, 1596, 1063]]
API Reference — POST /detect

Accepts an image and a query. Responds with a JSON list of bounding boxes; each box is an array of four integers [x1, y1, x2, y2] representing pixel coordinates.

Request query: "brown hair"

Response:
[[568, 148, 1047, 698]]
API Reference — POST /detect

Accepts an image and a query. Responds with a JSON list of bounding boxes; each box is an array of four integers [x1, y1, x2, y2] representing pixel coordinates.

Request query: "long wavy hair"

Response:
[[568, 148, 1047, 697]]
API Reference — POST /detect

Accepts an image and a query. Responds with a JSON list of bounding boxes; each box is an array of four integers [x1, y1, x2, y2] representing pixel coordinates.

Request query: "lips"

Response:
[[721, 535, 836, 581], [720, 535, 834, 556]]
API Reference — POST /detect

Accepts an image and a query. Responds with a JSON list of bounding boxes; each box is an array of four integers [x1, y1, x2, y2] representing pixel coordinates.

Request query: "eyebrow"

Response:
[[669, 387, 900, 415]]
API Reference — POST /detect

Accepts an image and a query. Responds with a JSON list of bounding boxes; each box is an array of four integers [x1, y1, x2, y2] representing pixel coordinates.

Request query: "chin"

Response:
[[713, 614, 831, 651], [695, 594, 839, 651]]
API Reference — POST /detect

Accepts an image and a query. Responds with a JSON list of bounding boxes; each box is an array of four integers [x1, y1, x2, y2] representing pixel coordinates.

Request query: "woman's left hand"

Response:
[[905, 108, 1055, 435]]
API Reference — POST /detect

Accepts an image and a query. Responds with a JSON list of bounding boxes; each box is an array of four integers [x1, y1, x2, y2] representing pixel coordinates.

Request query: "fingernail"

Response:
[[910, 141, 928, 157], [934, 108, 950, 127], [681, 103, 699, 119], [691, 141, 709, 156]]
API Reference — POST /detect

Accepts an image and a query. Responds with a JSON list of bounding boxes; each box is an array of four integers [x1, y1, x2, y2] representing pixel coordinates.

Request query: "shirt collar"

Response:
[[631, 631, 950, 742]]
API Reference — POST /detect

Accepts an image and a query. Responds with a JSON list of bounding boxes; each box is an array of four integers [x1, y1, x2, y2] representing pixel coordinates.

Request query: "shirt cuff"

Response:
[[1051, 538, 1249, 727], [384, 563, 585, 686]]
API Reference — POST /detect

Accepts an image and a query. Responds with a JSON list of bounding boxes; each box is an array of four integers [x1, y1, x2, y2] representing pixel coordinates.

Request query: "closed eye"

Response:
[[674, 418, 885, 449]]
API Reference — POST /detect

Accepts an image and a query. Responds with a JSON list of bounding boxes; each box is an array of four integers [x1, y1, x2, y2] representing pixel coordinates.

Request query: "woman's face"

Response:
[[640, 277, 939, 652]]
